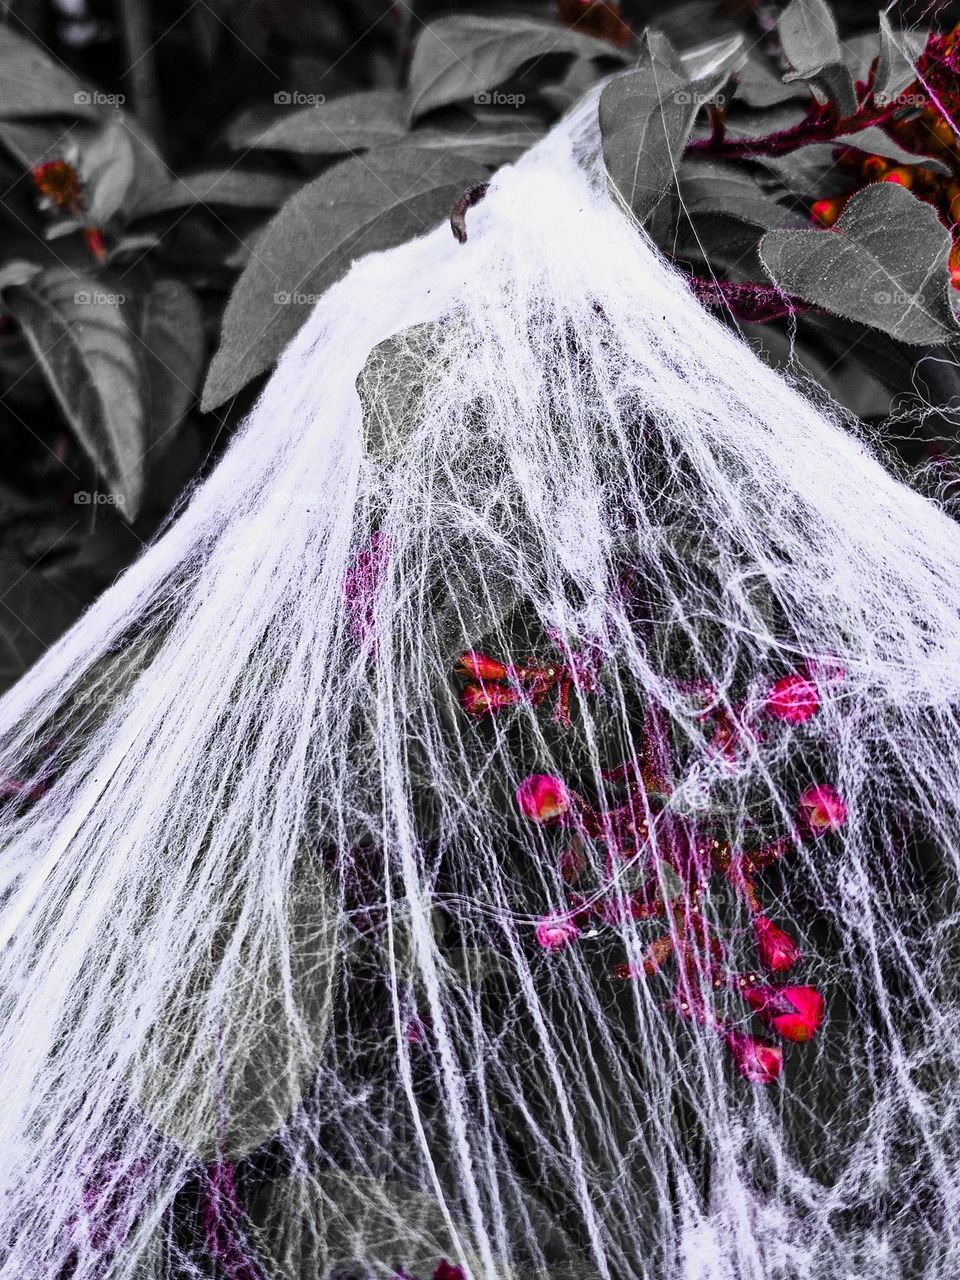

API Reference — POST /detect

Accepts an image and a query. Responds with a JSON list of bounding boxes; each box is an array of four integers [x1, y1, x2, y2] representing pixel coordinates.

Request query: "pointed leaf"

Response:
[[0, 26, 97, 119], [202, 148, 484, 411], [227, 89, 409, 155], [875, 14, 926, 107], [600, 46, 704, 223], [138, 279, 205, 454], [778, 0, 856, 116], [2, 267, 146, 516], [135, 168, 298, 215], [759, 182, 960, 344], [679, 160, 808, 228], [408, 15, 626, 121]]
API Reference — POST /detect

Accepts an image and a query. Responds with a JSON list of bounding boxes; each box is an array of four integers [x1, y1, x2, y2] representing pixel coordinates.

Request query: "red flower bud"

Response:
[[724, 1030, 783, 1084], [745, 984, 824, 1043], [798, 783, 847, 834], [456, 650, 509, 681], [754, 915, 801, 973], [535, 914, 580, 951], [765, 673, 819, 725], [515, 773, 571, 823], [460, 681, 520, 716], [433, 1263, 467, 1280]]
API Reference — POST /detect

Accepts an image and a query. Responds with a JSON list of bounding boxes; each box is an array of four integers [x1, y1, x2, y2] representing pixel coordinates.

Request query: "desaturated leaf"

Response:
[[679, 159, 808, 229], [0, 26, 96, 119], [408, 15, 626, 121], [357, 321, 442, 465], [138, 279, 205, 454], [734, 55, 814, 108], [135, 168, 299, 215], [82, 120, 136, 224], [202, 148, 484, 411], [833, 125, 950, 175], [129, 849, 337, 1163], [755, 143, 848, 197], [2, 267, 146, 517], [226, 89, 409, 155], [600, 42, 704, 223], [777, 0, 856, 116], [411, 124, 541, 165], [0, 260, 40, 290], [875, 14, 926, 107], [678, 32, 748, 84], [246, 1173, 599, 1280], [760, 182, 960, 345]]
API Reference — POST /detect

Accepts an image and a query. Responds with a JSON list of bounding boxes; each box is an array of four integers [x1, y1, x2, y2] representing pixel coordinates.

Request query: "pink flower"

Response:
[[766, 673, 819, 724], [745, 984, 825, 1043], [535, 914, 580, 951], [515, 773, 571, 823], [725, 1030, 784, 1084], [798, 784, 847, 834], [754, 915, 801, 973]]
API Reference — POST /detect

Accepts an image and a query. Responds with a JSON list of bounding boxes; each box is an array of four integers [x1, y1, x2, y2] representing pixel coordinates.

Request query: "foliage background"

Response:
[[1, 0, 958, 694]]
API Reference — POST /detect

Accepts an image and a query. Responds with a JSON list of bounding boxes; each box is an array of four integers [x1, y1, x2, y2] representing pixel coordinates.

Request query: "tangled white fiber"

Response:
[[3, 89, 960, 1280]]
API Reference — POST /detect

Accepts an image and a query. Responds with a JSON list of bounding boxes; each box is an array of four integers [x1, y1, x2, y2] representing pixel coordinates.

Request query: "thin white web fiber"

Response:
[[0, 91, 959, 1279]]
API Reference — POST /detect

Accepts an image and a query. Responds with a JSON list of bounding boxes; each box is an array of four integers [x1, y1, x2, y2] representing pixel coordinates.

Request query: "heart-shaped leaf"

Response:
[[202, 148, 484, 411], [777, 0, 856, 116], [760, 181, 960, 345], [227, 89, 409, 155], [1, 267, 146, 517], [408, 15, 626, 121]]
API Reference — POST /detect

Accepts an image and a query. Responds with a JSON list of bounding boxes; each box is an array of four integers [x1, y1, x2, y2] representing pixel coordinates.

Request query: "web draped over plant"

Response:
[[2, 93, 960, 1280]]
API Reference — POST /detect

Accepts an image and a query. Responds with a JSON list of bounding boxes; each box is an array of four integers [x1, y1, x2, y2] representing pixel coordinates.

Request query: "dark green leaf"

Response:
[[202, 148, 484, 411], [778, 0, 857, 116], [138, 280, 205, 454], [0, 27, 96, 119], [759, 182, 960, 344], [408, 15, 626, 121], [875, 14, 926, 108], [1, 267, 146, 516], [226, 90, 409, 155]]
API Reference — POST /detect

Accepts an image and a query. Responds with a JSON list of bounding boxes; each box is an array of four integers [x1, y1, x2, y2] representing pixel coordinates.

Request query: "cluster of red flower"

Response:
[[29, 158, 106, 262], [457, 647, 846, 1084]]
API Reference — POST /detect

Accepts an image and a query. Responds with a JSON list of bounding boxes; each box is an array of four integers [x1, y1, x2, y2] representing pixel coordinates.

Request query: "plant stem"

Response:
[[118, 0, 164, 151]]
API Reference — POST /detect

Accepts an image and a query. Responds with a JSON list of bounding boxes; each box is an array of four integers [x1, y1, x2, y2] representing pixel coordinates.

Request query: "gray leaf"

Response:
[[2, 267, 146, 518], [202, 148, 484, 411], [759, 181, 960, 345], [226, 89, 409, 156]]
